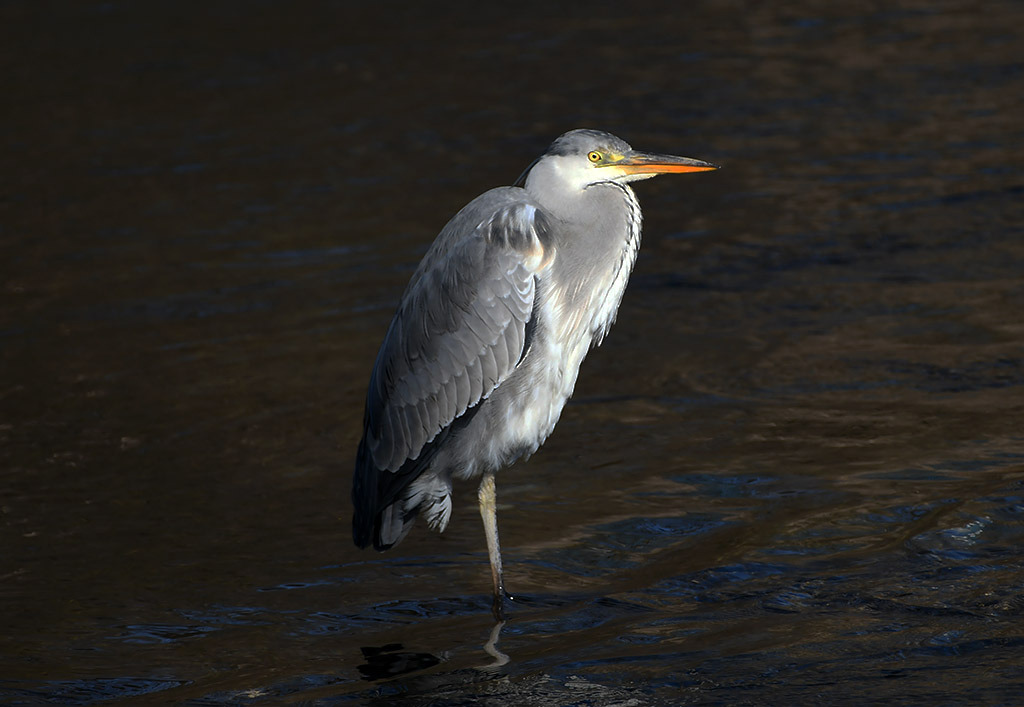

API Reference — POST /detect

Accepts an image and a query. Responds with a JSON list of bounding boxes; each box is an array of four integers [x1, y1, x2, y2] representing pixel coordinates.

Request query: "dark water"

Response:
[[3, 1, 1024, 704]]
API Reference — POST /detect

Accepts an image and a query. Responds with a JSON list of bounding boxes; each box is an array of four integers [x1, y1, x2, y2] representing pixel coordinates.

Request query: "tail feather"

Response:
[[353, 404, 479, 551], [374, 502, 418, 550], [371, 473, 454, 550]]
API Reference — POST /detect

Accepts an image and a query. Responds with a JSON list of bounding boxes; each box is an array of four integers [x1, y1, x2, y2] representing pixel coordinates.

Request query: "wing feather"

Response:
[[359, 191, 553, 483]]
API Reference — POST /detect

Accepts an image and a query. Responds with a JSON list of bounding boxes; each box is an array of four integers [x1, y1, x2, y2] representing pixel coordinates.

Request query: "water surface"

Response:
[[2, 1, 1024, 704]]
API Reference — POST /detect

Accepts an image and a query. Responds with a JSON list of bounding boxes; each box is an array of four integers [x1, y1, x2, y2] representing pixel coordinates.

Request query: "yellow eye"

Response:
[[587, 150, 602, 163]]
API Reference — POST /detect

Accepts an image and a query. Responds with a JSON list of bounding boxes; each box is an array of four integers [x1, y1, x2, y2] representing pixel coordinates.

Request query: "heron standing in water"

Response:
[[352, 129, 718, 618]]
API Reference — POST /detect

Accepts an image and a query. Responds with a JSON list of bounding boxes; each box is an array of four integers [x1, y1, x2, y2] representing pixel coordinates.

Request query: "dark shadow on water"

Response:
[[357, 643, 443, 681]]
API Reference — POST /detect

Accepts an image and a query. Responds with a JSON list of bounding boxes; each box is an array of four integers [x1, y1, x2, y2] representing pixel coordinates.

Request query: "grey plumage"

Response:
[[353, 192, 551, 547], [352, 129, 717, 614]]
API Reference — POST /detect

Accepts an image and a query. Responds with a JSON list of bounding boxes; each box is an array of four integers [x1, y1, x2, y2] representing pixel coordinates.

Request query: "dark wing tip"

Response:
[[351, 436, 378, 548]]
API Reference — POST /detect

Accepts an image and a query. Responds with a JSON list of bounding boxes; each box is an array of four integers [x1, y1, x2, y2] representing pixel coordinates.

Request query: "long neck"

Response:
[[595, 181, 643, 288], [541, 181, 644, 345]]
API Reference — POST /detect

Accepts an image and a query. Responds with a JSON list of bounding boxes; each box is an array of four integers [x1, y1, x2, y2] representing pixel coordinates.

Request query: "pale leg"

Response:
[[478, 471, 506, 620]]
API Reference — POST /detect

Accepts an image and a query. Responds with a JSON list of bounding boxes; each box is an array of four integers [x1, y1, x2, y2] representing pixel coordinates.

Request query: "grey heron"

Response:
[[352, 129, 717, 618]]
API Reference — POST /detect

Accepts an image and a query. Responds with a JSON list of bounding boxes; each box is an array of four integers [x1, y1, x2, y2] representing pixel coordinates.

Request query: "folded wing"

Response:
[[353, 191, 553, 547]]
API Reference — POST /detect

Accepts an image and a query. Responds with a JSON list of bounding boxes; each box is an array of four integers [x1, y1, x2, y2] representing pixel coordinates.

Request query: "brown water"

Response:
[[3, 1, 1024, 704]]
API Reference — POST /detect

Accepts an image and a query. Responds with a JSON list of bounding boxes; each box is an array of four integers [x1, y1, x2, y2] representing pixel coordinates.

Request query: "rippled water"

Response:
[[3, 1, 1024, 704]]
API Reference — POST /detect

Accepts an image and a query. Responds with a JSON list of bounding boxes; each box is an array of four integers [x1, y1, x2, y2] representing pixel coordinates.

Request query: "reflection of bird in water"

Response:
[[482, 619, 510, 669], [352, 129, 718, 618]]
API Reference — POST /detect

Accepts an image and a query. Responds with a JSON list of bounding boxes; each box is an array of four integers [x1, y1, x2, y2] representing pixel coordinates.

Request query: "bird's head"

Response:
[[521, 129, 718, 195]]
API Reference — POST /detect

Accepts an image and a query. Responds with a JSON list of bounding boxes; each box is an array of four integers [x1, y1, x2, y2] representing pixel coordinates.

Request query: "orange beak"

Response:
[[616, 151, 719, 175]]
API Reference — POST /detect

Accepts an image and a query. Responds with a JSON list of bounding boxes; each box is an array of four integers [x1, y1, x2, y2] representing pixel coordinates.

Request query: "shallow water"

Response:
[[3, 1, 1024, 704]]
